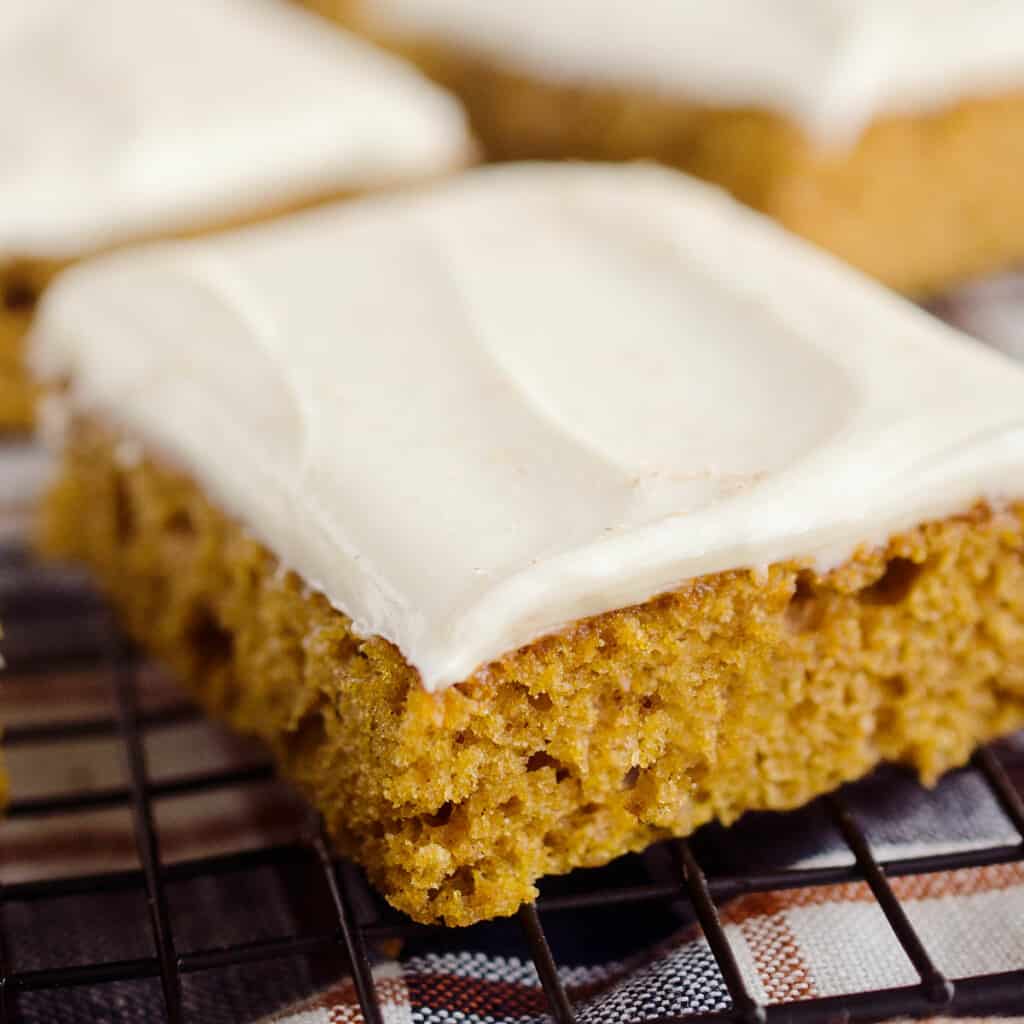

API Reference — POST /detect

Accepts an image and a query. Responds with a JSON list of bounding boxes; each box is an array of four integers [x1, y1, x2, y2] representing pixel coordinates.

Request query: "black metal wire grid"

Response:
[[2, 545, 1024, 1024]]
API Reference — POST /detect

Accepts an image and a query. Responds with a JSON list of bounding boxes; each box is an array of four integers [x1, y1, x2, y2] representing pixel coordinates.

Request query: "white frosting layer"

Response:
[[0, 0, 470, 259], [359, 0, 1024, 144], [30, 163, 1024, 691]]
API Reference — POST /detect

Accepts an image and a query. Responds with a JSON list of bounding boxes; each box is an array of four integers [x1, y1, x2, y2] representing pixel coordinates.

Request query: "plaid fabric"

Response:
[[249, 791, 1024, 1022], [4, 284, 1024, 1022]]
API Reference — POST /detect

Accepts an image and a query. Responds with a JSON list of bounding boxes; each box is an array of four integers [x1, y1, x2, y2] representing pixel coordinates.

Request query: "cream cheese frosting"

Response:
[[356, 0, 1024, 145], [29, 162, 1024, 691], [0, 0, 471, 260]]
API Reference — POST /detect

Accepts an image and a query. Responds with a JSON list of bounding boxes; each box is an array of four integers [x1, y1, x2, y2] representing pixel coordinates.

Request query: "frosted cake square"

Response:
[[310, 0, 1024, 295], [0, 0, 472, 428], [31, 163, 1024, 925]]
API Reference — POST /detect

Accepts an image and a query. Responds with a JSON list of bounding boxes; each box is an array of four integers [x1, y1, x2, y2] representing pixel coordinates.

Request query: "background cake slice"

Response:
[[30, 163, 1024, 925], [308, 0, 1024, 295], [0, 0, 473, 429]]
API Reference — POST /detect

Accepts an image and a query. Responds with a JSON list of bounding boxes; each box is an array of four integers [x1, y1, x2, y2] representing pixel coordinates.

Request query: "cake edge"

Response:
[[35, 416, 1024, 924]]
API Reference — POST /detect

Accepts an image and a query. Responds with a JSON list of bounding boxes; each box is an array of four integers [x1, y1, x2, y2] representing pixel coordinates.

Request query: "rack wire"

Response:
[[1, 543, 1023, 1023]]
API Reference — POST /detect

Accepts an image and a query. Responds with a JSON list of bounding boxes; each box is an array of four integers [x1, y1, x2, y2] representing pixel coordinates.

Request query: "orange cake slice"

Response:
[[0, 0, 473, 429], [30, 163, 1024, 925], [310, 0, 1024, 295]]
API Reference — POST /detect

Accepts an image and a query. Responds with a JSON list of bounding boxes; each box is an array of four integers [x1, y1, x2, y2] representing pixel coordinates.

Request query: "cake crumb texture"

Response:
[[0, 263, 58, 429], [40, 422, 1024, 925], [305, 0, 1024, 295]]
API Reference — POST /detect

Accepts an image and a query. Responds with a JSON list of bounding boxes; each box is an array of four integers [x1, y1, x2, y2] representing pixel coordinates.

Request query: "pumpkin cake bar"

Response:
[[0, 0, 472, 429], [30, 163, 1024, 926], [308, 0, 1024, 295]]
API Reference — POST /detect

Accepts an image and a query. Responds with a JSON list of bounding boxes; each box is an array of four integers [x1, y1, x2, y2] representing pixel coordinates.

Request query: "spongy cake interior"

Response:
[[40, 422, 1024, 924]]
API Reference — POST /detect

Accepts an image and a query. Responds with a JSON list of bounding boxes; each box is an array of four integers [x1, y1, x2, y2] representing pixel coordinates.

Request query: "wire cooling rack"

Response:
[[1, 542, 1024, 1024]]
